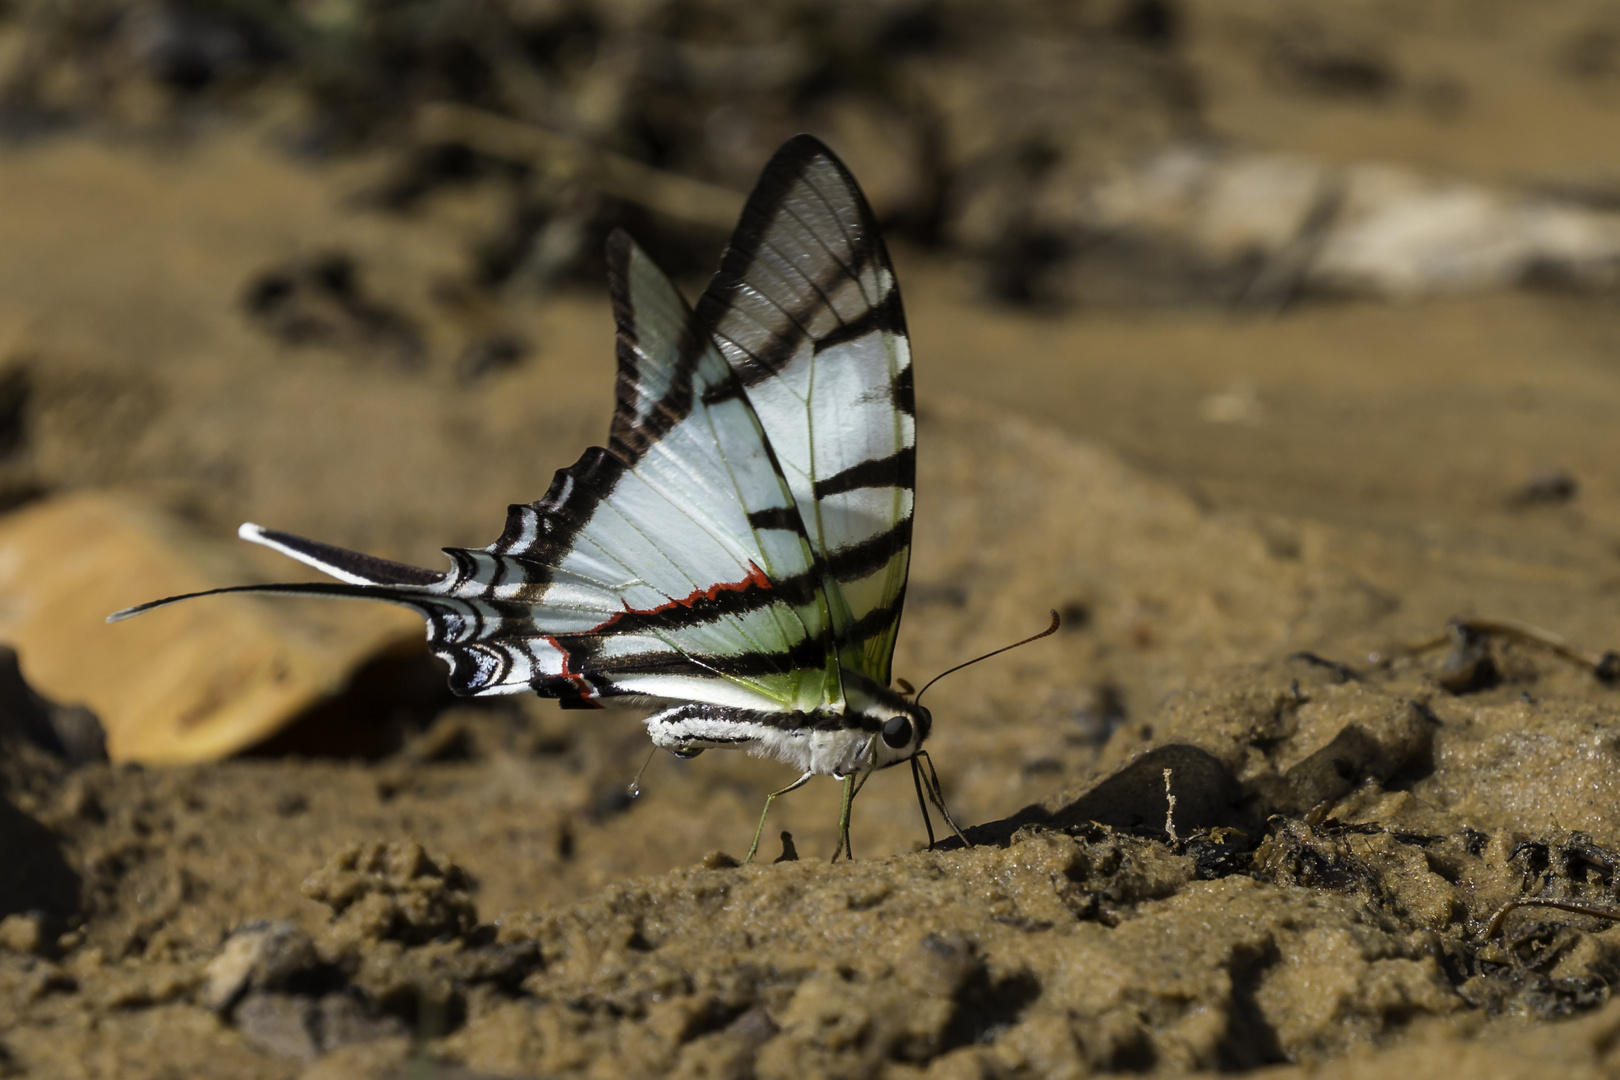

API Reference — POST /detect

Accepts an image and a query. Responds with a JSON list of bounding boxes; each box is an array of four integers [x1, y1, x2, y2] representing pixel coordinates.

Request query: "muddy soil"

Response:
[[6, 1, 1620, 1078]]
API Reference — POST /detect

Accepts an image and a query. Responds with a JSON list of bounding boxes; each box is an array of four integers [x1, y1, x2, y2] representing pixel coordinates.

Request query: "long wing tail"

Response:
[[106, 522, 444, 623], [234, 523, 446, 586]]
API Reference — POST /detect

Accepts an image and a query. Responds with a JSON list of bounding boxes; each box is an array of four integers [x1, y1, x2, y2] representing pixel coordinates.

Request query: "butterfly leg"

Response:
[[917, 750, 972, 848], [832, 771, 858, 863], [832, 736, 880, 863], [910, 756, 938, 850], [744, 771, 814, 864]]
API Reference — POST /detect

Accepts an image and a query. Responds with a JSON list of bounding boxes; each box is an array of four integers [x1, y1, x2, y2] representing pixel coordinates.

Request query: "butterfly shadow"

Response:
[[942, 744, 1247, 849]]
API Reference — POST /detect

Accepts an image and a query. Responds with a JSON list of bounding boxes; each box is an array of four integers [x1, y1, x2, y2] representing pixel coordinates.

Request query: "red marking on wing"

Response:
[[542, 634, 598, 702], [586, 562, 774, 634]]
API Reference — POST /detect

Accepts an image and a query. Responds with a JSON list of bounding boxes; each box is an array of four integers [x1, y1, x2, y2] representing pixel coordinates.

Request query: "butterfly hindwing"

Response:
[[695, 135, 915, 686]]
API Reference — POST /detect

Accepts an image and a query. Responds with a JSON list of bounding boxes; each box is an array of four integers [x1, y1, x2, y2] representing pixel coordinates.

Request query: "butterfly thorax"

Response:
[[643, 669, 930, 778]]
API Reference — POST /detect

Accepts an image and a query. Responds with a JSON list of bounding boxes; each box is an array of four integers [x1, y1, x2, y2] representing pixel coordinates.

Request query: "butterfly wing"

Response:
[[504, 230, 843, 712], [115, 233, 844, 718], [112, 136, 912, 721], [695, 135, 915, 687]]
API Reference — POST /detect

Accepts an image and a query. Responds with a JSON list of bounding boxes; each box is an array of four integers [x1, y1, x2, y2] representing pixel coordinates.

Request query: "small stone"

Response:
[[1508, 468, 1578, 507], [726, 1004, 780, 1046], [234, 991, 320, 1061], [316, 991, 409, 1052], [202, 921, 319, 1012], [0, 492, 419, 764]]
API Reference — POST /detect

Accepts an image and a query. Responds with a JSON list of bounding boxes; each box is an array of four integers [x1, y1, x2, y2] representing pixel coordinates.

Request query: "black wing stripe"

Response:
[[824, 527, 909, 583], [890, 363, 915, 416], [253, 529, 445, 586], [812, 290, 900, 355], [747, 506, 803, 531], [604, 229, 713, 465], [647, 703, 875, 734], [700, 381, 746, 407], [812, 447, 916, 500], [838, 604, 901, 651]]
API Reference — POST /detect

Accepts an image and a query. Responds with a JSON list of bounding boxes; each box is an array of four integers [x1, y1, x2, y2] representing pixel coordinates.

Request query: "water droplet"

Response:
[[626, 780, 641, 799]]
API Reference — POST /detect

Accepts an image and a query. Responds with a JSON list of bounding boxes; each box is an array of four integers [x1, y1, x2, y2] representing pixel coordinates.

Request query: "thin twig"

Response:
[[1459, 617, 1614, 672], [1401, 616, 1619, 682], [1163, 767, 1178, 845], [1480, 896, 1620, 940]]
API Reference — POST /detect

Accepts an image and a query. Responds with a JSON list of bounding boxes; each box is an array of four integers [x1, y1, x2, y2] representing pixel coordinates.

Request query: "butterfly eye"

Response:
[[881, 716, 913, 749]]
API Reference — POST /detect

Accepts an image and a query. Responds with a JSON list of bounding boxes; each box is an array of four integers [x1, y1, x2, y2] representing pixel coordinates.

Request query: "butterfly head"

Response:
[[861, 690, 931, 768], [882, 704, 931, 754]]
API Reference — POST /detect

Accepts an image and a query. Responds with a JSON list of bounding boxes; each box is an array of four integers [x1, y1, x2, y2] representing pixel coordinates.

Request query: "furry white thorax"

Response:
[[642, 672, 931, 778], [644, 721, 871, 777]]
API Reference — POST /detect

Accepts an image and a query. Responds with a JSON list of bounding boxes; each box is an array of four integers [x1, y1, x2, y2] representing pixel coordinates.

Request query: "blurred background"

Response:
[[3, 0, 1620, 537], [5, 0, 1620, 1003]]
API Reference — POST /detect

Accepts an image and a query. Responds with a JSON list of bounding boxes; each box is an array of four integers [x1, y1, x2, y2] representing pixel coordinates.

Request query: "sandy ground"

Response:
[[4, 4, 1620, 1076]]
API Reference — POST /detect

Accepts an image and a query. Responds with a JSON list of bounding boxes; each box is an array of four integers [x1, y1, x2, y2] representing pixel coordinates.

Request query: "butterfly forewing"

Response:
[[695, 136, 915, 686]]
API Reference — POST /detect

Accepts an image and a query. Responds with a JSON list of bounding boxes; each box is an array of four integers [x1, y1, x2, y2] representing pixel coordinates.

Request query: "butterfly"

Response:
[[113, 134, 965, 861]]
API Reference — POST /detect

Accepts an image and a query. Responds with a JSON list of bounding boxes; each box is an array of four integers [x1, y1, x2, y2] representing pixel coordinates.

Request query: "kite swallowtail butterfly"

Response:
[[113, 135, 951, 860]]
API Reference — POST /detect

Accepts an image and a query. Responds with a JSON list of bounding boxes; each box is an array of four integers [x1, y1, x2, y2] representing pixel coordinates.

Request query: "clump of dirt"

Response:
[[301, 841, 477, 949]]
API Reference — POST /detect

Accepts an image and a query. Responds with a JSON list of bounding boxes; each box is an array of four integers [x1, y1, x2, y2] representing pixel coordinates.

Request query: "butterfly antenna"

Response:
[[915, 609, 1062, 708]]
